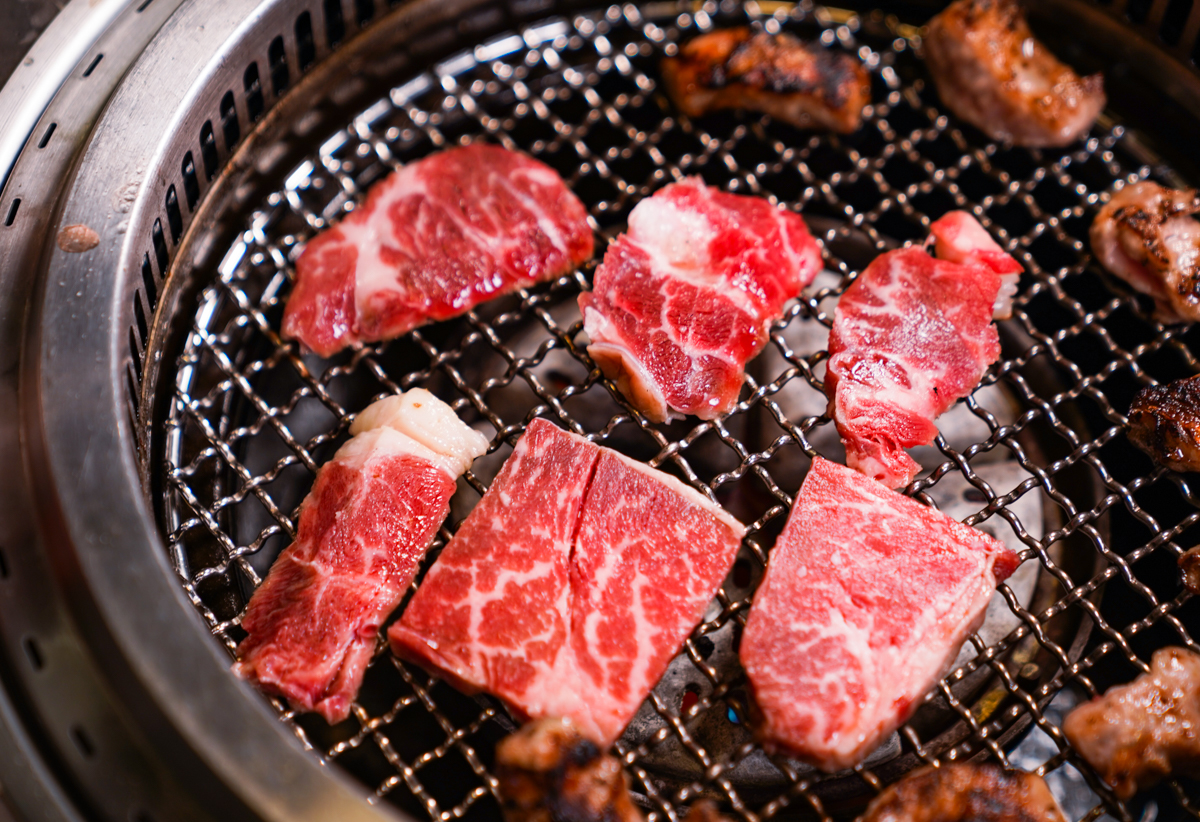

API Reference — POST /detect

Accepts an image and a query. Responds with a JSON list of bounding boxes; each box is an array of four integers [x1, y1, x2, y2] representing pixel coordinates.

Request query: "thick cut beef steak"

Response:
[[284, 143, 594, 356], [234, 390, 488, 723], [740, 456, 1019, 771], [579, 178, 822, 422], [389, 419, 745, 746], [826, 211, 1021, 489]]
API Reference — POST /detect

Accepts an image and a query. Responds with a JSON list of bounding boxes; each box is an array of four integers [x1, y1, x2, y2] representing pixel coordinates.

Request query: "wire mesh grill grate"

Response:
[[160, 2, 1200, 820]]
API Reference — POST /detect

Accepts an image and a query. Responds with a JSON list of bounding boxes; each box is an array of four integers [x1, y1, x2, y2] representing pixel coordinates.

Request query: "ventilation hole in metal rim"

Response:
[[128, 328, 142, 379], [268, 35, 289, 95], [324, 0, 345, 48], [165, 186, 183, 244], [82, 53, 104, 78], [71, 726, 95, 758], [23, 637, 43, 671], [0, 547, 9, 579], [3, 199, 18, 227], [151, 219, 169, 277], [134, 296, 149, 351], [244, 62, 265, 123], [356, 0, 375, 27], [38, 122, 56, 149], [296, 12, 316, 71], [136, 0, 153, 11], [219, 91, 240, 152], [141, 254, 158, 312], [181, 152, 200, 211], [199, 121, 218, 182]]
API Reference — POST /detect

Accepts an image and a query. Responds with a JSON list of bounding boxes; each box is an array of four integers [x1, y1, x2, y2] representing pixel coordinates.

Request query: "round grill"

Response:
[[3, 0, 1200, 821]]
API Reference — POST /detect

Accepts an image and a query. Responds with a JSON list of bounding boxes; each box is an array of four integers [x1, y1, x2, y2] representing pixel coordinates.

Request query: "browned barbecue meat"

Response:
[[923, 0, 1105, 147], [860, 763, 1067, 822], [495, 717, 642, 822], [1181, 546, 1200, 593], [1127, 375, 1200, 473], [1063, 647, 1200, 799], [661, 28, 871, 133], [1091, 181, 1200, 323]]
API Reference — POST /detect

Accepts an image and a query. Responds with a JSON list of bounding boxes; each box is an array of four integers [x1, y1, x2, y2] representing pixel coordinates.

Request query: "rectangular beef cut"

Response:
[[284, 143, 594, 357], [578, 178, 822, 422], [825, 211, 1021, 489], [740, 456, 1019, 771], [389, 418, 745, 746], [233, 389, 488, 723]]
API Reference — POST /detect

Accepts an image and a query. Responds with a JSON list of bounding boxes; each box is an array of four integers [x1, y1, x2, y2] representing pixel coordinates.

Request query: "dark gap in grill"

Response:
[[1126, 0, 1154, 23], [1162, 0, 1192, 44], [199, 121, 218, 182], [296, 12, 317, 72], [356, 0, 375, 27], [134, 296, 149, 350], [244, 62, 265, 123], [324, 0, 345, 48], [23, 637, 42, 671], [220, 91, 241, 153], [268, 36, 289, 95], [152, 219, 169, 277], [129, 328, 143, 379], [82, 53, 104, 78], [37, 122, 56, 149], [0, 547, 9, 579], [126, 369, 140, 425], [181, 152, 200, 211], [165, 186, 183, 243], [3, 199, 18, 227], [70, 726, 95, 758], [141, 254, 158, 312]]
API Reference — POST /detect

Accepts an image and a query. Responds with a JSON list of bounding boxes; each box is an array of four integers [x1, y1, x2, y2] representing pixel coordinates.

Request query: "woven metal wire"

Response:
[[161, 2, 1200, 821]]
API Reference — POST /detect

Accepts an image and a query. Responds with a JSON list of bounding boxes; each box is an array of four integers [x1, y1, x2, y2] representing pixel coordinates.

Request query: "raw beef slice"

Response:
[[284, 143, 594, 356], [234, 389, 488, 723], [389, 418, 745, 746], [579, 178, 822, 422], [826, 211, 1021, 489], [740, 456, 1019, 771]]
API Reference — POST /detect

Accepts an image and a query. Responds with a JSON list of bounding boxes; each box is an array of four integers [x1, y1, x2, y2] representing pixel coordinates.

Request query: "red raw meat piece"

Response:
[[740, 456, 1019, 771], [284, 143, 594, 357], [234, 390, 487, 723], [825, 211, 1021, 489], [389, 419, 745, 746], [579, 178, 822, 422]]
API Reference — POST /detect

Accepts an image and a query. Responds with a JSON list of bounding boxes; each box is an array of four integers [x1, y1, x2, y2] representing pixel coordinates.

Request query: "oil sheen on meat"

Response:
[[740, 457, 1019, 771], [1090, 181, 1200, 323], [389, 419, 745, 746], [283, 143, 594, 356], [826, 211, 1021, 489], [1127, 374, 1200, 473], [660, 28, 871, 133], [924, 0, 1105, 147], [860, 763, 1068, 822], [579, 178, 822, 422], [1063, 647, 1200, 799], [233, 390, 488, 723]]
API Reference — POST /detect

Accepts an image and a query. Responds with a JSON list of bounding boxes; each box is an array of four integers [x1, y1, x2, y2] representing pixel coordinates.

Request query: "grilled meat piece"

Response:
[[1090, 181, 1200, 322], [860, 763, 1068, 822], [924, 0, 1105, 147], [1127, 375, 1200, 473], [1181, 546, 1200, 594], [1063, 647, 1200, 799], [496, 717, 642, 822], [661, 28, 870, 133]]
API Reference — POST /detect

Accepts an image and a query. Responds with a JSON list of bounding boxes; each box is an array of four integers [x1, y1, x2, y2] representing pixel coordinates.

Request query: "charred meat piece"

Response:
[[1127, 375, 1200, 473], [1090, 181, 1200, 322], [1063, 647, 1200, 799], [661, 28, 871, 133], [496, 717, 642, 822], [1181, 546, 1200, 594], [924, 0, 1105, 147], [860, 763, 1068, 822]]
